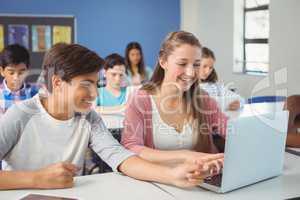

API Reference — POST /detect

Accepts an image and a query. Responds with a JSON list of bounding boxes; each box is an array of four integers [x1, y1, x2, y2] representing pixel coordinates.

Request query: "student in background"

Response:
[[198, 47, 244, 111], [0, 44, 39, 114], [0, 43, 222, 190], [96, 53, 128, 114], [121, 31, 227, 166], [125, 42, 152, 85]]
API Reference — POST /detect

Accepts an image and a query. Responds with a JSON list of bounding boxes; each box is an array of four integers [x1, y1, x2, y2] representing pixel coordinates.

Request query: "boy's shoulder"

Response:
[[9, 95, 41, 116], [1, 96, 40, 125]]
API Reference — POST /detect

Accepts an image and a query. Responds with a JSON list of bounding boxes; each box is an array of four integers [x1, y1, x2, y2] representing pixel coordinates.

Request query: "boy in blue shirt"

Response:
[[0, 44, 38, 114], [96, 53, 128, 114]]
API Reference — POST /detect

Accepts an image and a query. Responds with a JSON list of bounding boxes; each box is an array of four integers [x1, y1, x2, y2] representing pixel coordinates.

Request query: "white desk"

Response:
[[152, 152, 300, 200], [225, 102, 285, 119], [2, 152, 299, 200], [96, 86, 140, 130], [0, 172, 174, 200], [100, 113, 124, 129]]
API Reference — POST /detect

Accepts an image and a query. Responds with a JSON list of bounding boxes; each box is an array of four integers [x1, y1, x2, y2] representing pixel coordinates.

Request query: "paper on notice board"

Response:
[[32, 25, 51, 52], [53, 25, 71, 44], [0, 25, 4, 51], [8, 24, 29, 49]]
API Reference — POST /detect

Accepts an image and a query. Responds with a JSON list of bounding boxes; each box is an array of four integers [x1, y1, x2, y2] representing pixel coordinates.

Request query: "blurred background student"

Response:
[[0, 44, 39, 114], [198, 47, 245, 111], [96, 53, 128, 115], [124, 42, 152, 86]]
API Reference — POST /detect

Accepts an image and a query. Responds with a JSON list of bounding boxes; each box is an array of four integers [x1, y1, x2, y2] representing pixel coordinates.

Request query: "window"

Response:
[[243, 0, 270, 74]]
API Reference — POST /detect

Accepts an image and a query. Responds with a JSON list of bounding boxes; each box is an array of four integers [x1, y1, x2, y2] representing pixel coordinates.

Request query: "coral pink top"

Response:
[[121, 89, 228, 153]]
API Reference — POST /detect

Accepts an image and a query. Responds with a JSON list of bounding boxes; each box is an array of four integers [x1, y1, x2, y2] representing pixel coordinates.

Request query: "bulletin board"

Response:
[[0, 14, 76, 82]]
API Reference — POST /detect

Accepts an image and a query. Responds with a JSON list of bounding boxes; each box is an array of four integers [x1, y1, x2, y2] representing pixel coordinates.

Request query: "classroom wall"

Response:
[[0, 0, 180, 69], [181, 0, 300, 98]]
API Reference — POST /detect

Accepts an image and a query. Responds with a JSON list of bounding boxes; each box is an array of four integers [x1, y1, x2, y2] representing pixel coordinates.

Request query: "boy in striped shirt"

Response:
[[0, 44, 39, 114]]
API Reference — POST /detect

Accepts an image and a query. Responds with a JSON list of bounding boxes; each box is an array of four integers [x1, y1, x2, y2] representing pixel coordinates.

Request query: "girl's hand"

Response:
[[228, 100, 240, 110]]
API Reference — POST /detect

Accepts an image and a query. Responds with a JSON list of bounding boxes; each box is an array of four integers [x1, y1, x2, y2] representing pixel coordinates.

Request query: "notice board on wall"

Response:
[[0, 14, 76, 82]]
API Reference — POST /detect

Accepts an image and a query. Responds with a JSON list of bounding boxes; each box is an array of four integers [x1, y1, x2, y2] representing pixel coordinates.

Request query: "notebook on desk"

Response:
[[19, 194, 78, 200], [199, 111, 289, 193]]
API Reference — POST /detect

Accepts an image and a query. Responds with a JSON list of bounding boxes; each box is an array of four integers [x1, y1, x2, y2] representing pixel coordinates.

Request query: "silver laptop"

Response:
[[199, 111, 289, 193]]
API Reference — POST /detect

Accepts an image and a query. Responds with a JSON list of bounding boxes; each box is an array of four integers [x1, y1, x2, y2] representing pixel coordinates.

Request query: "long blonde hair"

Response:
[[141, 31, 212, 153]]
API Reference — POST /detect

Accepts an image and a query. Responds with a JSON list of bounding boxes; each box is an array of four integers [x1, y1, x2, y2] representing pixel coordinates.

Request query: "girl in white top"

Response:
[[198, 47, 245, 111], [122, 32, 227, 174], [150, 96, 195, 150]]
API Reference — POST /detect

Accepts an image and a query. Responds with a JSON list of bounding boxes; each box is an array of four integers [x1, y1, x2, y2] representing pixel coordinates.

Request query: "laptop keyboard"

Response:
[[204, 174, 223, 187]]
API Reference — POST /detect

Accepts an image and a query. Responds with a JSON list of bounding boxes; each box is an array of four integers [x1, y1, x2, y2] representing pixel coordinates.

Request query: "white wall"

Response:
[[181, 0, 300, 98]]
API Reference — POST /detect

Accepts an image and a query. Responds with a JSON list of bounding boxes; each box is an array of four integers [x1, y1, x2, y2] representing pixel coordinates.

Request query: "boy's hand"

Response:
[[32, 162, 79, 189], [169, 154, 224, 188], [169, 162, 204, 188]]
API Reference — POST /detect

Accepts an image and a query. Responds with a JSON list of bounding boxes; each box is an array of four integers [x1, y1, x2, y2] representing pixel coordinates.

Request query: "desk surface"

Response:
[[97, 86, 140, 130], [2, 152, 300, 200], [0, 172, 174, 200]]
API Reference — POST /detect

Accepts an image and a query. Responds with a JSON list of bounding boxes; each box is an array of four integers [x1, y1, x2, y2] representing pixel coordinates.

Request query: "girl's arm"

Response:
[[139, 147, 222, 166]]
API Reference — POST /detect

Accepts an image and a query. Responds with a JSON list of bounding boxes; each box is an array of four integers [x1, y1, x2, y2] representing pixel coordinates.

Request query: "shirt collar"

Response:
[[2, 79, 26, 95]]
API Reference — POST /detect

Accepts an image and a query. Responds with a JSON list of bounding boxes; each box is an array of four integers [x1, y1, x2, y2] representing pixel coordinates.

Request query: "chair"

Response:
[[283, 95, 300, 147], [82, 128, 122, 175], [248, 96, 286, 104]]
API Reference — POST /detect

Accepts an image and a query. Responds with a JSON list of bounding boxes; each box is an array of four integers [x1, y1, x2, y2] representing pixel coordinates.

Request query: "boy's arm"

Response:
[[0, 171, 36, 190], [0, 105, 23, 162], [118, 156, 198, 188], [119, 154, 224, 188]]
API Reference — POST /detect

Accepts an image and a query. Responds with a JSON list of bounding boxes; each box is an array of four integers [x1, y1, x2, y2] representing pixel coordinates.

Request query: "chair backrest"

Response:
[[248, 96, 286, 104], [283, 95, 300, 133]]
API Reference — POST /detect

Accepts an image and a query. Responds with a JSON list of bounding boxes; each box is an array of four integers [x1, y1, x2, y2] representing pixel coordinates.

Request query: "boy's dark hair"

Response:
[[201, 47, 218, 83], [41, 43, 104, 92], [0, 44, 30, 68], [104, 53, 125, 70]]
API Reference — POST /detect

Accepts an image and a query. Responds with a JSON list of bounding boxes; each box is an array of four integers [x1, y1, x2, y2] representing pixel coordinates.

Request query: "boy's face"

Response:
[[55, 71, 99, 114], [105, 65, 126, 89], [0, 63, 28, 92]]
